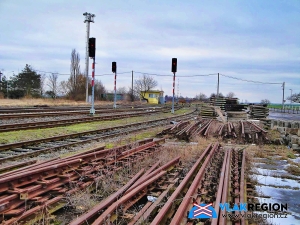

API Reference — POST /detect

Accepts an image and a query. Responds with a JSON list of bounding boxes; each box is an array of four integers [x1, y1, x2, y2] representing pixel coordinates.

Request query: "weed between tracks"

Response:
[[52, 137, 211, 224], [0, 108, 193, 144]]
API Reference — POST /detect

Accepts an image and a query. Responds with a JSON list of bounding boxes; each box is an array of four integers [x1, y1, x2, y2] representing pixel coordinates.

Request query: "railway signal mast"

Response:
[[171, 58, 177, 114], [83, 12, 95, 102], [89, 37, 96, 115], [112, 62, 117, 109]]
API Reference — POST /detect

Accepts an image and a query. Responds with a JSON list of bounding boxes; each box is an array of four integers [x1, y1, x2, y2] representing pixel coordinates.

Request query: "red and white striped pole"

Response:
[[172, 72, 175, 113], [90, 57, 95, 114]]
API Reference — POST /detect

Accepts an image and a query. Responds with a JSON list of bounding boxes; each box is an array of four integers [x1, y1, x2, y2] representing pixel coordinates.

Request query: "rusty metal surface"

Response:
[[0, 139, 164, 224], [92, 171, 168, 224], [69, 169, 145, 225], [168, 142, 220, 225], [149, 143, 213, 225], [211, 148, 229, 225], [0, 110, 162, 132]]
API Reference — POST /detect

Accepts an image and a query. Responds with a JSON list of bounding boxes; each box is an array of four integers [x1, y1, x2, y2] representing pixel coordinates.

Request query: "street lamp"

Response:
[[290, 89, 293, 104]]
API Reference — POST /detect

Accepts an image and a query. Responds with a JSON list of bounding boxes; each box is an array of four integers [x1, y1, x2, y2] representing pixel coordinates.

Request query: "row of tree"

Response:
[[0, 49, 159, 101]]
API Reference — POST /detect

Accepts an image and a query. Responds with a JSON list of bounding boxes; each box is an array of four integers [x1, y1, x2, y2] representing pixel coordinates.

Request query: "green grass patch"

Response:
[[0, 109, 193, 144], [286, 151, 297, 159], [268, 104, 283, 109]]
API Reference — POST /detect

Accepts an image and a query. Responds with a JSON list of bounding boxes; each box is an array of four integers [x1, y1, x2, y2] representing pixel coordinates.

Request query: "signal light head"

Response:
[[89, 38, 96, 57], [171, 58, 177, 73], [112, 62, 117, 73]]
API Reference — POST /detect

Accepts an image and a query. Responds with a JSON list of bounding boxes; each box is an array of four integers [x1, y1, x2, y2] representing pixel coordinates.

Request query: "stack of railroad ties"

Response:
[[0, 139, 247, 225], [158, 118, 269, 144]]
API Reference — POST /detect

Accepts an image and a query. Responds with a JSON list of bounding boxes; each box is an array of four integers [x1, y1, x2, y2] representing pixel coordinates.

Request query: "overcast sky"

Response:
[[1, 0, 299, 103]]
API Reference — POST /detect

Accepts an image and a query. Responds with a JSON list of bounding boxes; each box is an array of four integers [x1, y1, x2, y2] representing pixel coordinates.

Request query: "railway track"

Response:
[[0, 111, 194, 164], [0, 106, 164, 119], [0, 104, 151, 114], [69, 143, 247, 225], [159, 118, 269, 144], [0, 109, 165, 132], [0, 138, 167, 224]]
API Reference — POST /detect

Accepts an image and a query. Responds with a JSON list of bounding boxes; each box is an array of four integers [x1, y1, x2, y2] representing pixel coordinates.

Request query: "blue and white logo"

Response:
[[188, 203, 218, 219]]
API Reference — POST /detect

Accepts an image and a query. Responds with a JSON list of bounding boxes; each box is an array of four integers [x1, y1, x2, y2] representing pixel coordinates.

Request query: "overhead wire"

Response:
[[14, 69, 283, 85], [220, 74, 282, 85]]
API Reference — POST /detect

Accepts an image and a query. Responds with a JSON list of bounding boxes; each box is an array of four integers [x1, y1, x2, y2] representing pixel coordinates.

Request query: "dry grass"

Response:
[[286, 165, 300, 176], [56, 137, 214, 224], [267, 129, 282, 140]]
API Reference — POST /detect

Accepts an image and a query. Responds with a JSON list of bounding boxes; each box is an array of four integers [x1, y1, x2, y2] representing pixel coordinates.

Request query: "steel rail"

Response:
[[0, 140, 161, 194], [149, 143, 213, 225], [0, 110, 195, 152], [196, 119, 212, 135], [0, 139, 152, 179], [124, 157, 180, 194], [240, 149, 246, 225], [211, 148, 229, 225], [0, 141, 163, 220], [0, 107, 149, 119], [0, 121, 170, 164], [217, 148, 231, 225], [0, 160, 37, 174], [168, 142, 220, 225], [90, 157, 182, 224], [151, 143, 213, 224], [69, 169, 145, 225], [0, 110, 160, 132]]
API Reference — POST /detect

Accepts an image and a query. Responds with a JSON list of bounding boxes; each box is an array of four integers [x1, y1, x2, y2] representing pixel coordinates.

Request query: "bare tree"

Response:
[[117, 86, 127, 94], [47, 73, 58, 99], [69, 49, 81, 99], [94, 80, 106, 100], [40, 74, 46, 96], [195, 93, 207, 101], [226, 92, 235, 98], [128, 87, 139, 102], [134, 74, 158, 101]]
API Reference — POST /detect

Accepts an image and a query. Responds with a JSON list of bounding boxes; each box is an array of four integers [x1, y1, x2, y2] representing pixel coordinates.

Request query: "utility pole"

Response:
[[83, 12, 95, 102], [131, 70, 134, 102], [282, 82, 285, 109], [217, 73, 219, 98], [290, 89, 293, 104]]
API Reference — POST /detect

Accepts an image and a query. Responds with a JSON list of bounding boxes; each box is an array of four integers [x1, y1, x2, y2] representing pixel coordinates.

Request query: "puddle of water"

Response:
[[254, 167, 300, 181], [255, 174, 300, 189], [254, 160, 288, 171], [256, 186, 300, 224]]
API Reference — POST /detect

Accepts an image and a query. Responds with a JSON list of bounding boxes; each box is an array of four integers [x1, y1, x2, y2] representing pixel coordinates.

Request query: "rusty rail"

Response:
[[168, 142, 220, 225], [90, 157, 181, 224], [0, 139, 164, 223], [69, 169, 145, 225]]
